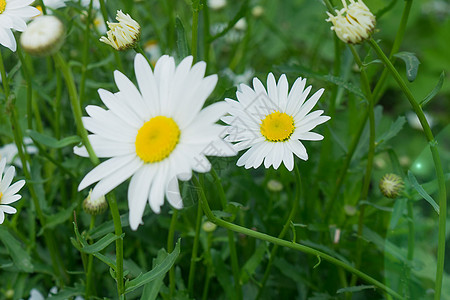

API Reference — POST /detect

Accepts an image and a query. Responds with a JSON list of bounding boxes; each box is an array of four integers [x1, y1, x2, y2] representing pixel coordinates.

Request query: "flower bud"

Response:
[[267, 179, 283, 192], [20, 16, 65, 56], [99, 10, 140, 51], [83, 190, 108, 215], [208, 0, 226, 10], [379, 173, 404, 199], [202, 221, 217, 232], [326, 0, 376, 44]]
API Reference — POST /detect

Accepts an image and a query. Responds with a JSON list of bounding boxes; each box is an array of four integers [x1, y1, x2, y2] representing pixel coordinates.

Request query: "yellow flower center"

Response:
[[0, 0, 6, 14], [135, 116, 180, 163], [260, 111, 295, 142], [0, 192, 3, 203]]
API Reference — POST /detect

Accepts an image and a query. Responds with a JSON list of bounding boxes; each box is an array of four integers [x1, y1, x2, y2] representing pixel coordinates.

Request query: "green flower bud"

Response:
[[202, 221, 217, 232], [379, 173, 404, 199], [83, 190, 108, 215]]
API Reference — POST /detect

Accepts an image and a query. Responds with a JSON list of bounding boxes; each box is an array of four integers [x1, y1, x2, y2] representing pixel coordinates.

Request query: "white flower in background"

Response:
[[252, 5, 264, 18], [143, 39, 161, 65], [0, 138, 37, 168], [42, 0, 68, 10], [93, 12, 106, 34], [81, 0, 101, 10], [74, 54, 236, 230], [326, 0, 375, 44], [406, 111, 435, 131], [0, 158, 26, 224], [99, 10, 140, 51], [223, 73, 330, 171], [0, 0, 40, 51], [234, 18, 247, 31], [222, 68, 254, 87], [20, 15, 64, 56], [208, 0, 226, 10]]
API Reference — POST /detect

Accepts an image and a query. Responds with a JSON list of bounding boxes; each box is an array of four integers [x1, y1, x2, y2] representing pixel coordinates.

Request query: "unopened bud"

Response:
[[267, 179, 283, 192], [83, 190, 108, 215], [99, 10, 140, 51], [20, 16, 65, 56], [379, 173, 404, 199], [202, 221, 217, 232]]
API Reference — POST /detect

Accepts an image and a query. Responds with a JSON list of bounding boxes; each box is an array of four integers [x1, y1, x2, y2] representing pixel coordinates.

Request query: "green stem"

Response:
[[191, 0, 200, 61], [107, 194, 125, 299], [256, 166, 301, 299], [202, 0, 211, 63], [86, 216, 96, 299], [192, 176, 402, 300], [348, 44, 376, 287], [53, 52, 99, 166], [369, 38, 447, 300], [168, 209, 179, 298], [79, 0, 94, 106], [187, 200, 203, 297]]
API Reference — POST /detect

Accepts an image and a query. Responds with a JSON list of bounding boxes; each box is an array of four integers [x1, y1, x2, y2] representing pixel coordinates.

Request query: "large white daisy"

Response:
[[0, 158, 26, 224], [223, 73, 330, 171], [74, 53, 235, 230], [0, 0, 40, 51]]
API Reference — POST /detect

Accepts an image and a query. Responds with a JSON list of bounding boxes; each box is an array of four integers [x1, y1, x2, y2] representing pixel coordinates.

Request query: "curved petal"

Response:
[[128, 164, 156, 230]]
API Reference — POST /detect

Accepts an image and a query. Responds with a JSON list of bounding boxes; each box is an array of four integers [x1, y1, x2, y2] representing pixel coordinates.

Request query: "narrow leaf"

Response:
[[408, 171, 439, 214], [176, 18, 189, 59], [376, 116, 406, 145], [140, 249, 170, 300], [38, 202, 78, 236], [0, 227, 34, 272], [389, 198, 407, 230], [420, 71, 445, 107], [337, 285, 375, 294], [394, 52, 420, 82], [240, 242, 267, 284], [81, 233, 125, 254], [124, 238, 181, 293], [28, 130, 81, 149]]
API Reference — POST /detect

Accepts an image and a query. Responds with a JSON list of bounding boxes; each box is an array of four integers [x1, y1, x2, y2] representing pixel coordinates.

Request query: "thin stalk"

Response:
[[191, 0, 200, 61], [53, 52, 99, 165], [369, 38, 447, 300], [107, 193, 125, 299], [16, 48, 33, 130], [86, 216, 96, 298], [202, 0, 211, 63], [192, 176, 403, 300], [348, 44, 376, 287], [256, 166, 301, 299], [210, 170, 242, 299], [168, 209, 179, 298], [187, 200, 203, 297], [79, 0, 94, 106]]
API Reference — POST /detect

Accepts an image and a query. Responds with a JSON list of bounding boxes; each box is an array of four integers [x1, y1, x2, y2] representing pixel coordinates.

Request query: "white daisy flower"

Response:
[[74, 54, 236, 230], [0, 137, 38, 168], [20, 15, 65, 56], [208, 0, 226, 10], [0, 158, 26, 224], [0, 0, 40, 51], [99, 10, 140, 51], [223, 73, 330, 171]]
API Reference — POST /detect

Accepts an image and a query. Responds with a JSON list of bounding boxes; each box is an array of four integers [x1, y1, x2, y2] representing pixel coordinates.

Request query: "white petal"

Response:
[[3, 180, 25, 197], [295, 132, 324, 141], [286, 77, 306, 112], [266, 73, 278, 107], [282, 145, 294, 171], [82, 114, 136, 143], [128, 164, 155, 230], [0, 194, 21, 205], [295, 88, 325, 120], [0, 166, 15, 193], [165, 177, 183, 209], [78, 154, 136, 191], [148, 163, 168, 213], [0, 158, 6, 178], [0, 211, 4, 224], [0, 205, 17, 214], [84, 135, 135, 158], [277, 74, 289, 111], [295, 116, 330, 134], [90, 157, 143, 200], [156, 56, 176, 115], [134, 54, 160, 115], [114, 70, 150, 120], [98, 89, 143, 128], [287, 139, 308, 161]]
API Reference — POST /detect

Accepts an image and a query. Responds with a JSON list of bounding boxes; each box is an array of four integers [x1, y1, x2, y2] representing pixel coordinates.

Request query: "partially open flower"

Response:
[[379, 173, 404, 199], [20, 16, 65, 56], [326, 0, 376, 44], [99, 10, 140, 51], [83, 189, 108, 215]]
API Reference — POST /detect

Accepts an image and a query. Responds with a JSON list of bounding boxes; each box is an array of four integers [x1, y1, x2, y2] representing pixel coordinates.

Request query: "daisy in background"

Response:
[[74, 54, 236, 230], [0, 0, 40, 51], [223, 73, 330, 171], [0, 158, 26, 224], [0, 137, 38, 168]]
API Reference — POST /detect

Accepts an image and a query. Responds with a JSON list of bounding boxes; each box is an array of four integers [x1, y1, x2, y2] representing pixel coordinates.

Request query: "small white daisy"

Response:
[[0, 0, 40, 51], [74, 54, 235, 230], [0, 158, 26, 224], [0, 137, 38, 168], [20, 15, 65, 56], [223, 73, 330, 171]]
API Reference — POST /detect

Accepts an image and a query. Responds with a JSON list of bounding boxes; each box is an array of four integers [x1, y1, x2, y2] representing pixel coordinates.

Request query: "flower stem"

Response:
[[85, 216, 96, 298], [191, 0, 200, 61], [369, 38, 447, 300], [256, 165, 301, 299], [187, 198, 203, 297], [168, 209, 179, 298], [192, 176, 403, 300], [107, 193, 125, 299]]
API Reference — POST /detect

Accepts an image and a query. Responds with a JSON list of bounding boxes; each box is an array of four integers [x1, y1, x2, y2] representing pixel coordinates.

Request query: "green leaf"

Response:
[[81, 233, 125, 254], [88, 214, 129, 239], [394, 52, 420, 82], [0, 227, 34, 272], [211, 248, 236, 300], [239, 242, 268, 284], [389, 198, 407, 230], [140, 248, 170, 300], [28, 130, 81, 149], [336, 285, 375, 294], [124, 238, 181, 294], [376, 116, 406, 145], [45, 285, 84, 300], [176, 18, 189, 60], [420, 71, 445, 107], [38, 202, 78, 236], [407, 171, 439, 214], [208, 0, 249, 42]]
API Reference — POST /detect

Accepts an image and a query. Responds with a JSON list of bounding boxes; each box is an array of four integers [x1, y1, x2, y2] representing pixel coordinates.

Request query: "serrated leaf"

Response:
[[124, 238, 181, 294], [420, 71, 445, 107], [81, 233, 125, 254], [0, 227, 34, 272], [394, 52, 420, 82], [176, 18, 189, 59], [337, 285, 375, 294], [28, 130, 81, 149], [407, 171, 439, 214]]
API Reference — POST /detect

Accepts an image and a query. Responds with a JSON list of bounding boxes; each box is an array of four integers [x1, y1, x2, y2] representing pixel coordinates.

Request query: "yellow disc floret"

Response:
[[0, 0, 6, 14], [0, 192, 3, 203], [260, 111, 295, 142], [135, 116, 180, 163]]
